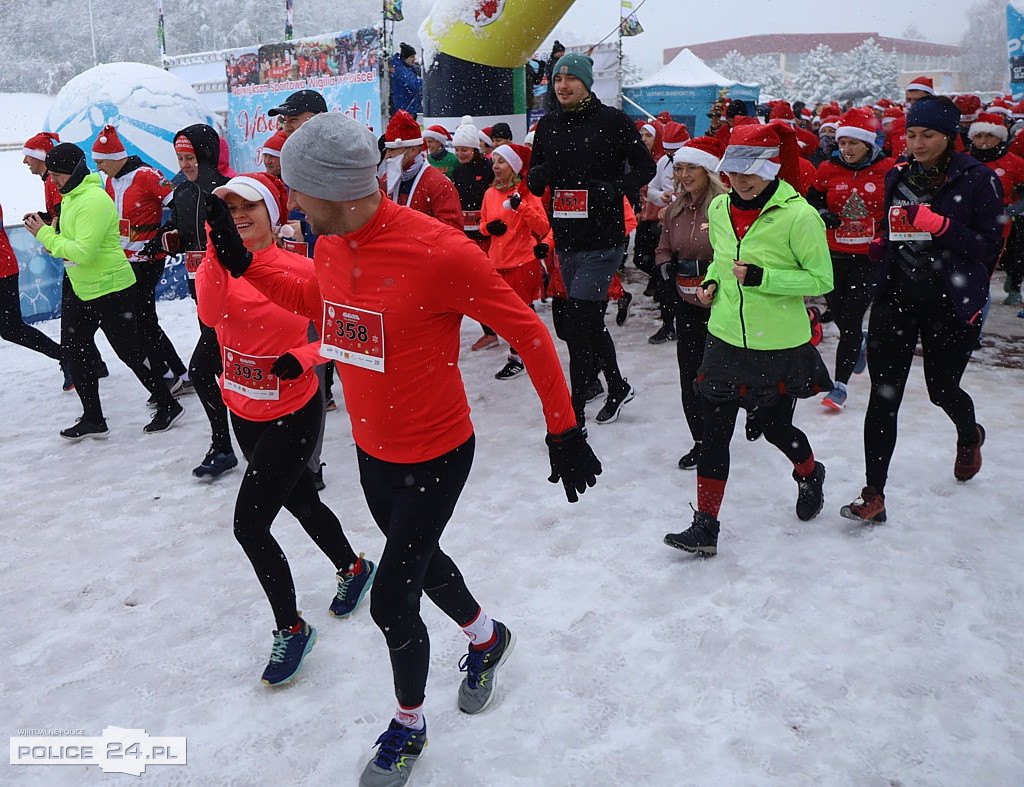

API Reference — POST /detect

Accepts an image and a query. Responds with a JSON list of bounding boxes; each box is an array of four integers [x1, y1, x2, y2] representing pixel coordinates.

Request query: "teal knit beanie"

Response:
[[553, 53, 594, 92]]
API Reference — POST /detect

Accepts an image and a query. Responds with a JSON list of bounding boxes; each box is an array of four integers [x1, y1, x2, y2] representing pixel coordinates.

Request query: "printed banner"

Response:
[[619, 0, 643, 37], [1009, 3, 1024, 100], [225, 27, 382, 173]]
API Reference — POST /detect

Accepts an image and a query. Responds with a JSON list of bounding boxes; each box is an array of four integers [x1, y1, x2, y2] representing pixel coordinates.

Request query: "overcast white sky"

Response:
[[544, 0, 973, 73]]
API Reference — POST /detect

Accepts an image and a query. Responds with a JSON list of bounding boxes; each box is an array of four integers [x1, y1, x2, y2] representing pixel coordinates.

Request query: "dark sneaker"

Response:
[[584, 378, 604, 403], [615, 291, 633, 326], [664, 510, 720, 556], [143, 400, 184, 433], [312, 463, 326, 492], [330, 556, 376, 618], [793, 461, 826, 521], [177, 377, 195, 396], [745, 408, 763, 442], [60, 417, 109, 442], [60, 361, 75, 392], [94, 361, 109, 379], [458, 621, 516, 714], [359, 720, 427, 787], [840, 486, 886, 524], [325, 395, 337, 412], [954, 424, 985, 482], [147, 376, 184, 408], [261, 617, 316, 686], [853, 330, 868, 375], [193, 449, 238, 480], [678, 443, 701, 470], [595, 381, 635, 425], [494, 359, 526, 380], [648, 325, 676, 345]]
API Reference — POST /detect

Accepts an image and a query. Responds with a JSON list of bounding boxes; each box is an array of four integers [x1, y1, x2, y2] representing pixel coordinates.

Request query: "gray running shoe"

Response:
[[359, 720, 426, 787], [457, 621, 516, 714]]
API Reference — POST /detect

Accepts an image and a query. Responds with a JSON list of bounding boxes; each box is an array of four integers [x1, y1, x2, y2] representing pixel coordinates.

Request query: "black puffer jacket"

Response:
[[528, 95, 656, 252], [166, 124, 227, 253]]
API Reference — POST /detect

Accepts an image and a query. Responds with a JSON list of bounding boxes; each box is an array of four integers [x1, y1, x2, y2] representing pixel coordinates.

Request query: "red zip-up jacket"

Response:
[[479, 182, 549, 271], [242, 194, 575, 463]]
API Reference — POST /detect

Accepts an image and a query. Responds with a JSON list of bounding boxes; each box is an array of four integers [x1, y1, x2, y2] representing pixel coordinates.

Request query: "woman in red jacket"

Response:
[[478, 143, 549, 379], [196, 173, 370, 687], [806, 107, 893, 410]]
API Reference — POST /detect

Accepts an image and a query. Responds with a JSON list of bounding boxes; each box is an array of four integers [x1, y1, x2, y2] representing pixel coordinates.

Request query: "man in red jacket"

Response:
[[379, 110, 462, 229], [211, 111, 600, 787]]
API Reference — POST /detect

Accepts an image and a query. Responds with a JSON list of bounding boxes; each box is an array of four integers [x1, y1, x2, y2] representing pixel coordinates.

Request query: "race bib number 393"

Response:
[[321, 301, 385, 373], [552, 189, 589, 219], [223, 348, 280, 400]]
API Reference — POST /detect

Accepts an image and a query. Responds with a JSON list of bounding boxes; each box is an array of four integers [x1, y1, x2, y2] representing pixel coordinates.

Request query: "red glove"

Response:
[[905, 204, 949, 235], [868, 237, 887, 264]]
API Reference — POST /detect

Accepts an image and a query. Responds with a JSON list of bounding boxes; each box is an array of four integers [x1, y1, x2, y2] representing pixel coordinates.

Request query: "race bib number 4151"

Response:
[[321, 301, 385, 373]]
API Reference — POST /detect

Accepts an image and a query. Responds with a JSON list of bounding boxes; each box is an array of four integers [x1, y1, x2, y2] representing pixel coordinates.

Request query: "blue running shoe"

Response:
[[822, 384, 848, 411], [192, 449, 238, 480], [261, 617, 316, 686], [458, 621, 516, 714], [359, 720, 427, 787], [330, 555, 376, 618], [853, 330, 868, 375]]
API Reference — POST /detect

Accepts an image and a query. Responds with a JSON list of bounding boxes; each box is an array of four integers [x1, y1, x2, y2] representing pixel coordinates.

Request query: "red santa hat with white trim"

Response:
[[22, 131, 60, 161], [881, 106, 904, 126], [1011, 100, 1024, 120], [479, 126, 494, 147], [835, 107, 877, 146], [91, 125, 128, 161], [988, 97, 1012, 117], [905, 76, 934, 94], [661, 121, 690, 151], [384, 110, 423, 149], [422, 125, 452, 144], [261, 129, 288, 158], [491, 143, 531, 176], [717, 123, 782, 179], [954, 94, 982, 122], [969, 112, 1009, 142], [672, 136, 724, 172]]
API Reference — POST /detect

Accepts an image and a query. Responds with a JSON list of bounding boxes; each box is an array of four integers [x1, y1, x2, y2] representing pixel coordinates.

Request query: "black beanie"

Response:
[[490, 122, 513, 141], [46, 142, 85, 175], [400, 42, 415, 60]]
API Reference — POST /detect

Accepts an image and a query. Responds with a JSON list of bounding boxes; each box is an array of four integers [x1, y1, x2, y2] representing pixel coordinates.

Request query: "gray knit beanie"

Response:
[[280, 113, 379, 201]]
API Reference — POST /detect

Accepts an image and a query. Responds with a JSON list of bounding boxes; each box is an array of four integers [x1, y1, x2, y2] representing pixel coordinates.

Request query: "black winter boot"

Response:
[[664, 510, 720, 556]]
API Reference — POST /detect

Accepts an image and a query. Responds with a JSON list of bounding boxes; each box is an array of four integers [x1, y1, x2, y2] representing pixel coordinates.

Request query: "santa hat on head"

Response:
[[422, 124, 452, 144], [384, 110, 423, 149], [479, 126, 494, 147], [769, 101, 796, 125], [881, 105, 904, 126], [91, 125, 128, 161], [955, 94, 982, 122], [639, 119, 658, 138], [835, 107, 877, 146], [905, 76, 934, 94], [1011, 100, 1024, 120], [491, 143, 531, 176], [261, 129, 288, 157], [672, 136, 724, 172], [22, 131, 60, 161], [988, 97, 1012, 117], [213, 172, 289, 227], [661, 121, 690, 150], [718, 123, 782, 179], [969, 112, 1009, 142], [656, 111, 673, 124], [801, 108, 814, 122], [819, 118, 839, 133]]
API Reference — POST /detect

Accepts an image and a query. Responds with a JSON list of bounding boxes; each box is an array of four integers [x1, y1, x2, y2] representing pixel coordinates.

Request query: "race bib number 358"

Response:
[[321, 301, 385, 373]]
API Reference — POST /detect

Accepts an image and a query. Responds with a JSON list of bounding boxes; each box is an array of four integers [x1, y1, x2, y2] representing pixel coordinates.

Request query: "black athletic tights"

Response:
[[133, 259, 187, 379], [824, 252, 873, 384], [862, 294, 980, 492], [555, 297, 625, 422], [0, 273, 61, 361], [358, 435, 482, 709], [673, 300, 710, 444], [697, 396, 811, 481], [231, 390, 357, 631], [191, 319, 233, 453]]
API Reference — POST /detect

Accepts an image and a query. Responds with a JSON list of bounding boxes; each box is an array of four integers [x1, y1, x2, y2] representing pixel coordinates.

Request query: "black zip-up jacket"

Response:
[[528, 95, 656, 252], [165, 125, 228, 253]]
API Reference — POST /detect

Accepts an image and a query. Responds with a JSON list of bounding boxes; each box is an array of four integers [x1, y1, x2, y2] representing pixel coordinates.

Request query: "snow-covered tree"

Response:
[[746, 54, 785, 97], [959, 0, 1007, 91], [835, 38, 900, 101], [715, 50, 750, 82], [793, 44, 838, 104]]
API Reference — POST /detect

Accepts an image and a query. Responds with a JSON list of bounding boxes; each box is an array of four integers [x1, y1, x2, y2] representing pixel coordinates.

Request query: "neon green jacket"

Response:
[[36, 172, 135, 301], [705, 179, 832, 350]]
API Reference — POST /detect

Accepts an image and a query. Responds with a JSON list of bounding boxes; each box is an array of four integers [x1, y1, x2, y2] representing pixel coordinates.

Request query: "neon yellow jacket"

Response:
[[36, 172, 135, 301]]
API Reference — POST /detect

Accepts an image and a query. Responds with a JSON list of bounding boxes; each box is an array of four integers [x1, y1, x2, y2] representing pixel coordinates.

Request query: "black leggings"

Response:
[[0, 273, 61, 361], [673, 300, 710, 443], [133, 259, 187, 378], [358, 435, 481, 709], [697, 396, 811, 481], [191, 319, 233, 453], [863, 294, 980, 492], [61, 284, 175, 421], [559, 297, 625, 421], [231, 390, 357, 630], [62, 274, 103, 370], [824, 252, 874, 384]]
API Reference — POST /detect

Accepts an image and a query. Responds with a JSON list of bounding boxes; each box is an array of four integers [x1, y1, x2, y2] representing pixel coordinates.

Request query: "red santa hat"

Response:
[[213, 172, 289, 227], [672, 136, 724, 173], [479, 126, 494, 147], [905, 76, 934, 94], [835, 107, 877, 146], [819, 117, 839, 133], [22, 131, 60, 161], [988, 98, 1012, 117], [639, 119, 658, 139], [769, 101, 796, 124], [491, 143, 531, 176], [661, 121, 690, 150], [954, 94, 982, 122], [881, 105, 904, 126], [261, 129, 288, 158], [384, 110, 423, 149], [91, 125, 128, 161], [1011, 100, 1024, 120], [969, 112, 1009, 142], [718, 123, 782, 179], [422, 124, 452, 144]]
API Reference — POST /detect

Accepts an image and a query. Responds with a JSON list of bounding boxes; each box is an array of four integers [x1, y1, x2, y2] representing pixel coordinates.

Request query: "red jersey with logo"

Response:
[[812, 156, 894, 255], [196, 243, 326, 422], [0, 205, 18, 278], [242, 194, 575, 463], [104, 166, 173, 262], [979, 151, 1024, 206]]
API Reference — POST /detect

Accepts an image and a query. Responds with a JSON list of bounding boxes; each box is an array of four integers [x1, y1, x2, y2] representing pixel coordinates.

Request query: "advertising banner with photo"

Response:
[[1009, 3, 1024, 100], [225, 26, 382, 173]]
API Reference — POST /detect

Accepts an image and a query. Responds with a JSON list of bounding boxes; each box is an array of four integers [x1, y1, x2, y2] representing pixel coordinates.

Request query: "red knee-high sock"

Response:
[[697, 477, 727, 518], [793, 453, 816, 478]]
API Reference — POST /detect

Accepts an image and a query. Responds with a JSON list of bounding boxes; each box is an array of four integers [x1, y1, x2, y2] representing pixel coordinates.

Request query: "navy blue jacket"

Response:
[[877, 151, 1003, 324], [390, 54, 422, 115]]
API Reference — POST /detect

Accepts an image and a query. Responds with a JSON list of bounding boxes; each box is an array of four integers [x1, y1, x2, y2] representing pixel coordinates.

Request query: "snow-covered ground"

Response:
[[3, 279, 1023, 785]]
